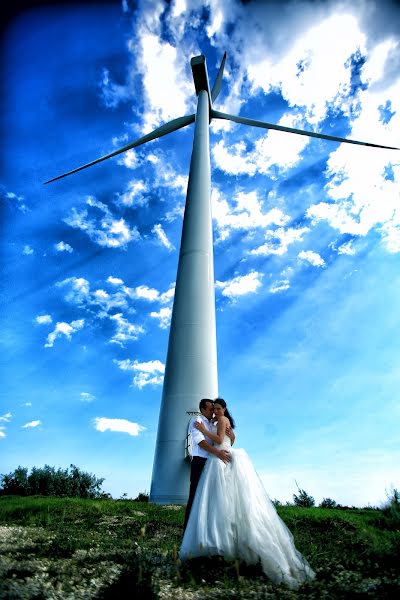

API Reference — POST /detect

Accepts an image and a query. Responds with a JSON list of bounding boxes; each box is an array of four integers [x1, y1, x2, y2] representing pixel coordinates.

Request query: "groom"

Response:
[[183, 398, 233, 531]]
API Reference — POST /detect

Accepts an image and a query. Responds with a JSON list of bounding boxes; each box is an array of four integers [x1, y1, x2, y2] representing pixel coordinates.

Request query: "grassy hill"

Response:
[[0, 496, 399, 599]]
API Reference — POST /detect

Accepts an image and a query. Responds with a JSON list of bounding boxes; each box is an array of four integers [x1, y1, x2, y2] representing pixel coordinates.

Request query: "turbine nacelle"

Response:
[[191, 55, 212, 101]]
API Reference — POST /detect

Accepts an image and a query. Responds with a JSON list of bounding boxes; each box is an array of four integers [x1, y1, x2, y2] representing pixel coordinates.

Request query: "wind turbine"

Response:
[[46, 53, 399, 504]]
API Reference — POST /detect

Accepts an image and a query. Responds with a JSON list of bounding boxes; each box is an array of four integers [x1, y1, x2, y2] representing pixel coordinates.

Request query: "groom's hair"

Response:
[[199, 398, 214, 411]]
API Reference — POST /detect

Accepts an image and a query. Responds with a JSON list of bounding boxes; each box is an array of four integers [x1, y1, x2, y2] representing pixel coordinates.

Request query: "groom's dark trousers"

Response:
[[183, 456, 207, 530]]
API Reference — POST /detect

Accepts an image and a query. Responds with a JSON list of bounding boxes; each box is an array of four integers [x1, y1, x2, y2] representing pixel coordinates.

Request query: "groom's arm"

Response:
[[199, 440, 231, 463]]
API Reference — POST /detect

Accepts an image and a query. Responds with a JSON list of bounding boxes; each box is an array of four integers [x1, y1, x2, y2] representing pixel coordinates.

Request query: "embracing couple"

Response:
[[179, 397, 315, 590]]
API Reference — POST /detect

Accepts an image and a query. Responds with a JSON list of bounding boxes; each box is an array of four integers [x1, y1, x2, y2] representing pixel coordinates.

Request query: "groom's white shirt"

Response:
[[190, 415, 216, 458]]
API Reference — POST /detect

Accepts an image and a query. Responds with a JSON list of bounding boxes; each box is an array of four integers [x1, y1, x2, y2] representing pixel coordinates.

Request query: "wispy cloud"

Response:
[[212, 188, 290, 242], [114, 358, 165, 388], [109, 313, 145, 347], [65, 196, 139, 248], [1, 186, 28, 212], [22, 420, 41, 429], [149, 306, 172, 329], [269, 279, 290, 294], [44, 319, 85, 348], [0, 412, 12, 422], [250, 226, 310, 257], [116, 180, 148, 207], [94, 417, 145, 436], [57, 277, 91, 306], [212, 113, 309, 177], [99, 67, 131, 108], [80, 392, 95, 403], [152, 223, 174, 251]]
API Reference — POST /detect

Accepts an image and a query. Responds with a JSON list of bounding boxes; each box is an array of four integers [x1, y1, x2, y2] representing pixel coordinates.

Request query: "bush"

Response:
[[293, 486, 315, 508], [382, 488, 400, 527], [133, 491, 149, 502], [320, 497, 337, 509], [0, 464, 105, 499]]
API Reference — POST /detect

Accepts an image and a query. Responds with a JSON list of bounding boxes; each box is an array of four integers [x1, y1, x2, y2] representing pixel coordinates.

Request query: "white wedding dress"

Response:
[[180, 436, 315, 590]]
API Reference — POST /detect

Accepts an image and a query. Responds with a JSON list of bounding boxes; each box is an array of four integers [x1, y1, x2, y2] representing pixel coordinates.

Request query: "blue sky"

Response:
[[1, 0, 399, 506]]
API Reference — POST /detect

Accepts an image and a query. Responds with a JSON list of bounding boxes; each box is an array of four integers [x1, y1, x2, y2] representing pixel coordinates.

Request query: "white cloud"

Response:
[[35, 314, 52, 325], [80, 392, 95, 403], [216, 271, 263, 298], [159, 284, 175, 305], [247, 14, 366, 125], [109, 313, 144, 346], [65, 196, 139, 248], [150, 306, 172, 329], [99, 67, 131, 109], [128, 284, 160, 302], [298, 250, 325, 267], [22, 420, 41, 429], [114, 358, 165, 389], [57, 277, 90, 306], [58, 276, 130, 316], [44, 319, 85, 348], [0, 430, 5, 439], [22, 245, 34, 255], [269, 279, 290, 294], [212, 113, 310, 178], [305, 71, 400, 253], [117, 149, 139, 170], [107, 276, 124, 286], [337, 241, 356, 256], [211, 188, 290, 242], [2, 187, 28, 212], [55, 241, 73, 253], [135, 33, 193, 132], [94, 417, 145, 437], [116, 180, 148, 207], [0, 412, 12, 422], [123, 282, 174, 305], [152, 223, 174, 251], [251, 226, 310, 256]]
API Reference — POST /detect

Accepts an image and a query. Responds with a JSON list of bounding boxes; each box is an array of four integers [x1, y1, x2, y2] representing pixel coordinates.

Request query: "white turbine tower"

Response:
[[46, 53, 399, 504]]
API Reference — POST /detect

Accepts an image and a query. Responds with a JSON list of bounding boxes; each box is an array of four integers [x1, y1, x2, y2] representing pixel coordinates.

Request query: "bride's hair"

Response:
[[214, 397, 235, 429]]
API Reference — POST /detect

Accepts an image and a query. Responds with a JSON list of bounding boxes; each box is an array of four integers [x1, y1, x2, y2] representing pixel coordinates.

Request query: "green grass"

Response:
[[0, 496, 399, 599]]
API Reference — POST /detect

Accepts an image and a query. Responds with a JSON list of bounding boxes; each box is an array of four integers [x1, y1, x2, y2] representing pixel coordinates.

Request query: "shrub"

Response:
[[133, 491, 149, 502], [320, 497, 337, 509], [382, 487, 400, 527], [293, 486, 315, 508]]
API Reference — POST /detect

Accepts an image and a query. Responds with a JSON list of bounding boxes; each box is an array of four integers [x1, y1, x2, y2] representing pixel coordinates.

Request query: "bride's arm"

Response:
[[194, 416, 229, 445]]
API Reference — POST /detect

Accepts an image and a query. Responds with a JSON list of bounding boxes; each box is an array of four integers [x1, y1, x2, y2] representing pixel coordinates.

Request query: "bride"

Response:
[[179, 398, 315, 590]]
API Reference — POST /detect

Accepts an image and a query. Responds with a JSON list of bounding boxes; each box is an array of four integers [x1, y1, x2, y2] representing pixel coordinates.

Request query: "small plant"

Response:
[[133, 491, 149, 502], [320, 497, 337, 509], [382, 487, 400, 527], [293, 482, 315, 508]]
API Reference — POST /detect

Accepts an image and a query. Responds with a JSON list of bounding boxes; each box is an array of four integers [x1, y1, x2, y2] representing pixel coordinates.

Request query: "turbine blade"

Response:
[[210, 52, 227, 104], [45, 113, 195, 184], [211, 109, 400, 151]]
